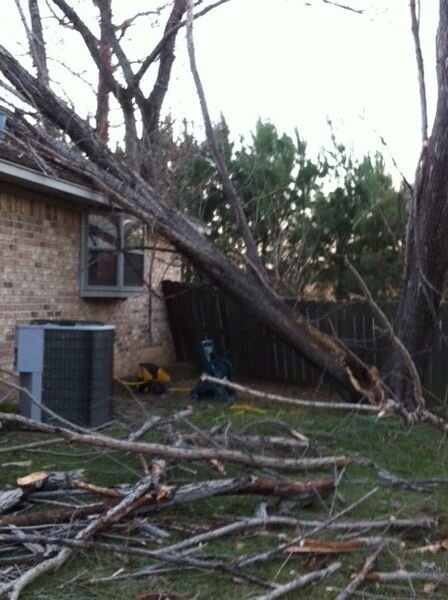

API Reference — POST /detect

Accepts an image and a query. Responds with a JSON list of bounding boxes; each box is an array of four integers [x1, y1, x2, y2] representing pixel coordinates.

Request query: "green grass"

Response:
[[2, 391, 448, 599]]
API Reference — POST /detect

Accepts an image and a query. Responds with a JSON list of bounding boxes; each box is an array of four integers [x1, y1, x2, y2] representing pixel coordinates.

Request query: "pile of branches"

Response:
[[0, 403, 443, 599]]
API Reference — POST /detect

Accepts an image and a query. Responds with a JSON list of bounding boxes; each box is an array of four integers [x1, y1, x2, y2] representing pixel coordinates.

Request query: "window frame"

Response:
[[80, 211, 146, 298]]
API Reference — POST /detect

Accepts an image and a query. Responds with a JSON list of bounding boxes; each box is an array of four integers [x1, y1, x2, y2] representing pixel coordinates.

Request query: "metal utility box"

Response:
[[16, 322, 115, 427]]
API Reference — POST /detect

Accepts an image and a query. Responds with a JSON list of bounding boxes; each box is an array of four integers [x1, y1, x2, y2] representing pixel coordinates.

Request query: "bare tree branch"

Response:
[[253, 562, 341, 600], [410, 0, 429, 143], [28, 0, 50, 85], [238, 487, 378, 568], [49, 0, 133, 128], [346, 258, 424, 416], [132, 0, 232, 89], [93, 0, 112, 140], [335, 542, 385, 600], [0, 410, 351, 471], [200, 374, 380, 413], [1, 462, 165, 600], [144, 0, 187, 140], [321, 0, 363, 14], [185, 0, 269, 283]]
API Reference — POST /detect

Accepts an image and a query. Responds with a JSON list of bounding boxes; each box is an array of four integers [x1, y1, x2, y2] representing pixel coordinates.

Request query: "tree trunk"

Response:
[[95, 0, 112, 141], [28, 0, 49, 86], [388, 0, 448, 409]]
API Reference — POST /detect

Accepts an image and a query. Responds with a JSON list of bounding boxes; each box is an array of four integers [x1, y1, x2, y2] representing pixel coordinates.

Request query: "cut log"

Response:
[[0, 469, 89, 517], [16, 471, 48, 492], [17, 469, 87, 492]]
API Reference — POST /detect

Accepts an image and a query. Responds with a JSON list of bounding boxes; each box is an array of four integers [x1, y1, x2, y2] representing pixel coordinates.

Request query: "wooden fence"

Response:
[[162, 280, 448, 402]]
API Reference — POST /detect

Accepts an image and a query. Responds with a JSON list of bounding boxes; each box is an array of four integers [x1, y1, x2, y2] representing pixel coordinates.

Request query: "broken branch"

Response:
[[335, 542, 386, 600], [200, 375, 379, 412], [0, 412, 350, 472], [0, 460, 165, 600], [252, 561, 341, 600]]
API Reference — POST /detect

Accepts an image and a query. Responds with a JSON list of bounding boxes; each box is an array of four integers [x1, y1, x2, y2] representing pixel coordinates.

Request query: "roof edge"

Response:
[[0, 157, 108, 207]]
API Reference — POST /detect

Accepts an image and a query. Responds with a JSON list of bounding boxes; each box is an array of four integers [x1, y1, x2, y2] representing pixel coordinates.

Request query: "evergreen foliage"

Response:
[[167, 119, 406, 299]]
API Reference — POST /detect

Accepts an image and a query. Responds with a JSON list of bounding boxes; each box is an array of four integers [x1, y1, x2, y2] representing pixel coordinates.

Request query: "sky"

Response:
[[1, 0, 440, 182], [167, 0, 439, 182]]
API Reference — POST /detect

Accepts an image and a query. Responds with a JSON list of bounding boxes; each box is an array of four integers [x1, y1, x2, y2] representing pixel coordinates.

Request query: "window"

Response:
[[81, 212, 145, 298]]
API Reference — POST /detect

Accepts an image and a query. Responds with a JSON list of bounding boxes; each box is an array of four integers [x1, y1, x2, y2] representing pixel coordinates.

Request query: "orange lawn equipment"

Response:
[[116, 363, 171, 395], [137, 362, 170, 394]]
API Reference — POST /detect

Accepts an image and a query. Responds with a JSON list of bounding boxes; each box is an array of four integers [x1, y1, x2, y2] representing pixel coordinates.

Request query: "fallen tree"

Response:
[[0, 51, 384, 407], [0, 1, 446, 414]]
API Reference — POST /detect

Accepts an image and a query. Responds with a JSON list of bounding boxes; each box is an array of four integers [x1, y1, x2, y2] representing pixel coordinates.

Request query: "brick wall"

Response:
[[0, 191, 181, 376]]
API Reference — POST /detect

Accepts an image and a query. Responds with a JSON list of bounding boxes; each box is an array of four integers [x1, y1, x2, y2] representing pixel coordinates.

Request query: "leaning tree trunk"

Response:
[[388, 0, 448, 410], [0, 40, 384, 406]]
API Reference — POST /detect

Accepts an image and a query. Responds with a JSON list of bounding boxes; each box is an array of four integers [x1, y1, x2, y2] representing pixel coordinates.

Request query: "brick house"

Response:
[[0, 145, 181, 377]]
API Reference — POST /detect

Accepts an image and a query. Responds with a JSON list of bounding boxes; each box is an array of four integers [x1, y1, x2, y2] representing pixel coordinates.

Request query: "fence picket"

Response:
[[162, 281, 448, 402]]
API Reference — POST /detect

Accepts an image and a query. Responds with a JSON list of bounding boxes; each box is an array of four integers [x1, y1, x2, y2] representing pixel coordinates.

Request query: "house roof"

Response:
[[0, 111, 108, 208]]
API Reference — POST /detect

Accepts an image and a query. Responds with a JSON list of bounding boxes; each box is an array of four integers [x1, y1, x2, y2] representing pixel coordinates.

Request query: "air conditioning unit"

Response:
[[16, 322, 115, 427]]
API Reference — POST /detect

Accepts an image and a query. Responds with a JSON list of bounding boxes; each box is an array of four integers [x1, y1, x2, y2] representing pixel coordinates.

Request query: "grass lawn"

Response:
[[1, 382, 448, 599]]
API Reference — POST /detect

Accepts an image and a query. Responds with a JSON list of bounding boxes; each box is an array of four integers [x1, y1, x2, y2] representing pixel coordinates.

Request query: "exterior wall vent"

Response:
[[16, 322, 115, 427]]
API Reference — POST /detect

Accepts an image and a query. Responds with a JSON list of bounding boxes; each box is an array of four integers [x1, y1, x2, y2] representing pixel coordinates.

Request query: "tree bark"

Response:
[[94, 0, 112, 141], [28, 0, 49, 86], [388, 0, 448, 409]]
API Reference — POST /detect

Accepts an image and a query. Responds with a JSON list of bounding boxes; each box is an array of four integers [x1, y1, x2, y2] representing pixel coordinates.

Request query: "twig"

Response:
[[0, 438, 63, 454], [252, 561, 341, 600], [127, 408, 193, 476], [238, 487, 378, 568], [366, 570, 448, 585], [127, 408, 194, 442], [180, 432, 312, 452], [322, 0, 363, 14], [239, 418, 310, 442], [353, 455, 429, 492], [287, 515, 437, 532], [336, 542, 385, 600], [0, 532, 233, 573]]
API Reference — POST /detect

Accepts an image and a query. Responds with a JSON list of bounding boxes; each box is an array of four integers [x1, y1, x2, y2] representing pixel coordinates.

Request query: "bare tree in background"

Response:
[[386, 0, 448, 410], [0, 0, 447, 418]]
